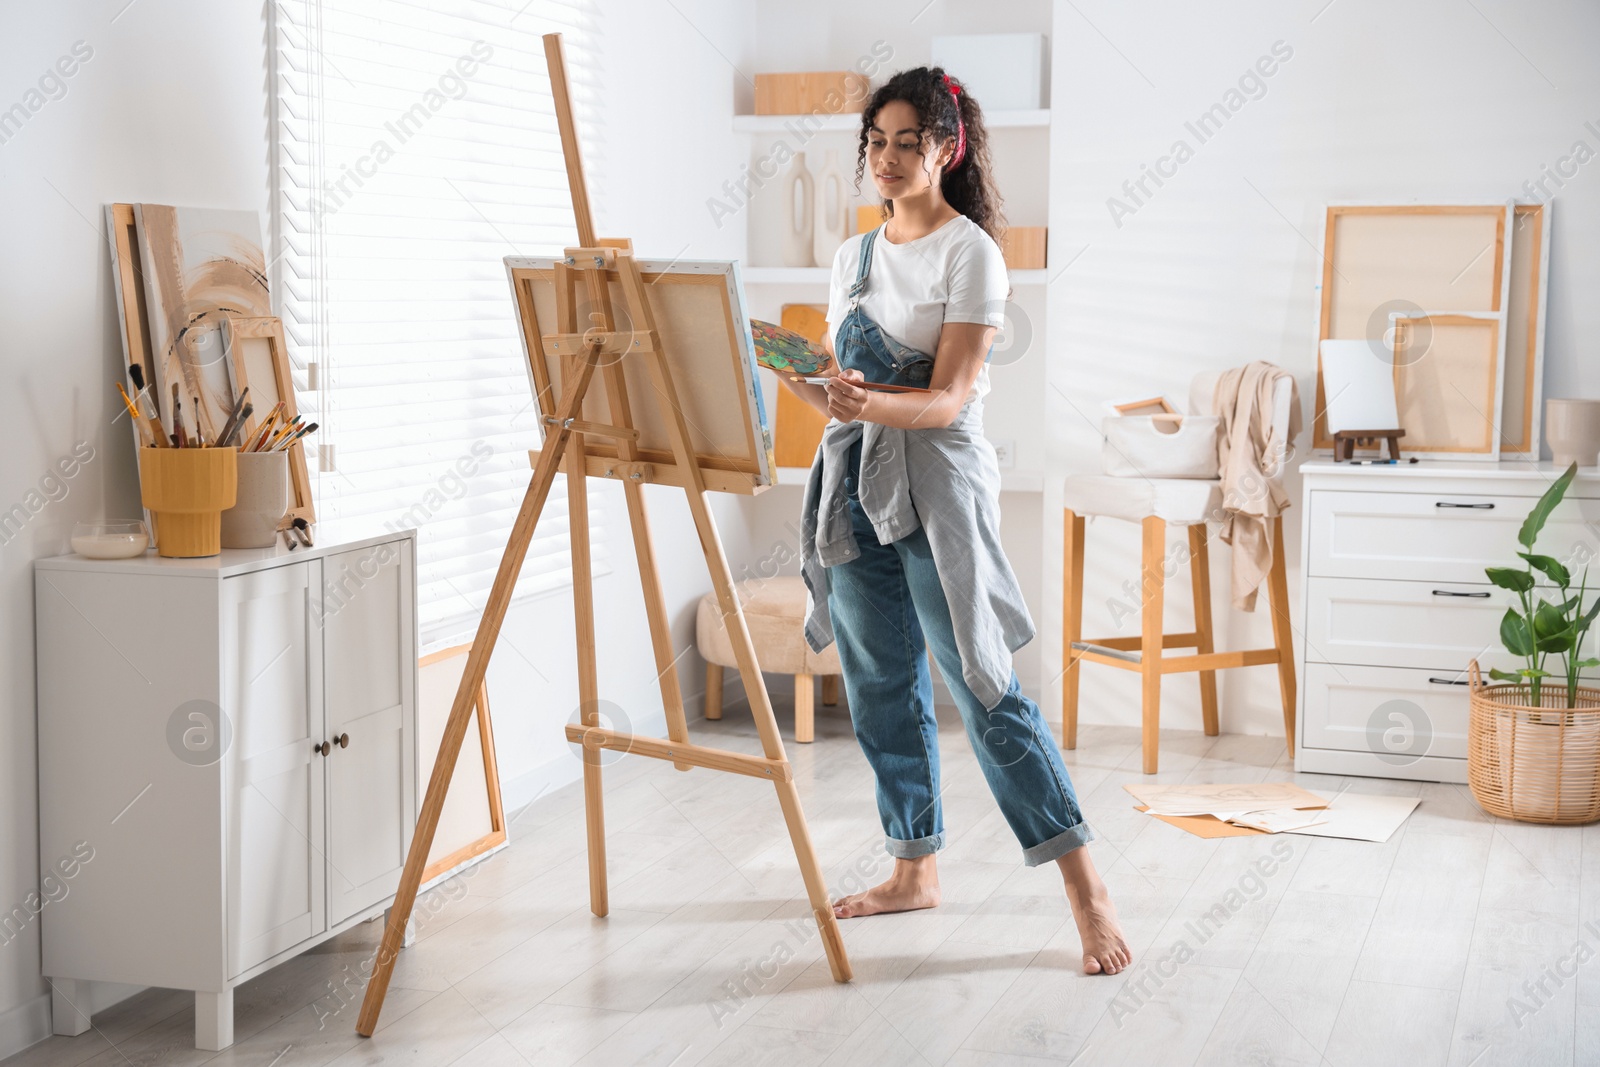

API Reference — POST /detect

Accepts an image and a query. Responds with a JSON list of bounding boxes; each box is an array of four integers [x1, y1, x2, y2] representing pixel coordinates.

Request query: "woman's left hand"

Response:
[[826, 368, 871, 423]]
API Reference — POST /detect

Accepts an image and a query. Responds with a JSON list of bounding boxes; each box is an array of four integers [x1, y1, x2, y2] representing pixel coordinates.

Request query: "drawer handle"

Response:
[[1435, 501, 1494, 509], [334, 732, 350, 749], [1431, 590, 1491, 598], [314, 740, 331, 756], [1428, 676, 1471, 685]]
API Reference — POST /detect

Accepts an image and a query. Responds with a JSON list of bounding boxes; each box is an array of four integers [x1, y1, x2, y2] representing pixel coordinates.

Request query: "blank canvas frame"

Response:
[[504, 257, 776, 495], [221, 315, 316, 525], [417, 644, 506, 885], [1314, 203, 1516, 460]]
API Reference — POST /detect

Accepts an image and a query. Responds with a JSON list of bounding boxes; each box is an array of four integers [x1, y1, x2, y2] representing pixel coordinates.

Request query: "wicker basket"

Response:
[[1466, 658, 1600, 824]]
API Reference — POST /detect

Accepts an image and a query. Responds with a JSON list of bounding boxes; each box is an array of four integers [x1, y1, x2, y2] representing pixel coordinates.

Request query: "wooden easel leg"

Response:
[[566, 429, 608, 918], [794, 673, 814, 744], [622, 292, 850, 981], [1266, 515, 1297, 758], [355, 351, 602, 1037], [705, 662, 724, 720], [821, 675, 838, 706], [1188, 523, 1220, 738], [1141, 516, 1166, 774], [616, 474, 694, 772], [1062, 509, 1085, 749]]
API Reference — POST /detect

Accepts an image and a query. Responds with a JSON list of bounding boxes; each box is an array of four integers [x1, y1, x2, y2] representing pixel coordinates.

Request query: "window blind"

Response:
[[272, 0, 610, 649]]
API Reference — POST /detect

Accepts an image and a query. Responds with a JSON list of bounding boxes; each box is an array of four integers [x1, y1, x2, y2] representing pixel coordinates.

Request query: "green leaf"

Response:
[[1519, 668, 1552, 679], [1518, 462, 1577, 548], [1486, 567, 1535, 593], [1534, 599, 1570, 640], [1489, 667, 1521, 682], [1501, 608, 1534, 656], [1520, 553, 1572, 587], [1577, 658, 1600, 669], [1536, 629, 1577, 654]]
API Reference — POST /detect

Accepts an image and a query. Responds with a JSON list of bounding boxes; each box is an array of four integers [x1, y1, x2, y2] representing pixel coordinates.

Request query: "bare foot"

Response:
[[1056, 847, 1131, 975], [832, 855, 942, 918]]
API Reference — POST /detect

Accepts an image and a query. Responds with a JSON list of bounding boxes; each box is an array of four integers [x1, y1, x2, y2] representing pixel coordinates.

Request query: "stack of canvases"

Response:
[[1311, 200, 1552, 461], [105, 204, 316, 547]]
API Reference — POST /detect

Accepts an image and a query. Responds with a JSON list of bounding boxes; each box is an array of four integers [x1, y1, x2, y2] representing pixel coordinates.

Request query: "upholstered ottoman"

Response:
[[695, 576, 842, 742]]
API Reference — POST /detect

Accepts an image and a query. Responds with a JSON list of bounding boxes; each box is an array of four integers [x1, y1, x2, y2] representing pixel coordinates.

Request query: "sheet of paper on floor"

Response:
[[1226, 807, 1330, 833], [1123, 780, 1327, 817]]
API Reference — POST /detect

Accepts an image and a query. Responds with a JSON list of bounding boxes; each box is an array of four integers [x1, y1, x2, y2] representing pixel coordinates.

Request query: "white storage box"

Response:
[[1101, 415, 1222, 479]]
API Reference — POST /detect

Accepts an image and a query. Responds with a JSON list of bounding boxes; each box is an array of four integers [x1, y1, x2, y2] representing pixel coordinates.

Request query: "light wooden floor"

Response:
[[6, 695, 1596, 1067]]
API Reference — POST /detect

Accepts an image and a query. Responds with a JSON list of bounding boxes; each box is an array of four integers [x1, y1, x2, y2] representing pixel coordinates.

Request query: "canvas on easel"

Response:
[[354, 32, 852, 1038]]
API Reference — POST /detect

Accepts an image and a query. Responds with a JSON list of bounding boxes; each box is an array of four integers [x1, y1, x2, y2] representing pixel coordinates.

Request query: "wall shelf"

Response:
[[734, 108, 1049, 134], [745, 267, 1047, 285]]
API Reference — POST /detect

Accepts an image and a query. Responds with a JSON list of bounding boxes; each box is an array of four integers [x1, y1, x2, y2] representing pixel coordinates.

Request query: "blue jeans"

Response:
[[825, 436, 1096, 867]]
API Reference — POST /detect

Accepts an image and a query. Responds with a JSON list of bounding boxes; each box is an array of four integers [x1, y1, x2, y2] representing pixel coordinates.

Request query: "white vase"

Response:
[[1545, 398, 1600, 467], [812, 149, 851, 267], [779, 152, 815, 268]]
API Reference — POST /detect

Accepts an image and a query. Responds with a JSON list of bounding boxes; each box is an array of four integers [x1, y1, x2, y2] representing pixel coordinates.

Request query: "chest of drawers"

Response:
[[1296, 461, 1600, 783]]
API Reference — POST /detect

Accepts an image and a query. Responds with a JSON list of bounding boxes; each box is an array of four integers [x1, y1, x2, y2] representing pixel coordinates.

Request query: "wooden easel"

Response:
[[355, 33, 851, 1036], [1332, 429, 1405, 461]]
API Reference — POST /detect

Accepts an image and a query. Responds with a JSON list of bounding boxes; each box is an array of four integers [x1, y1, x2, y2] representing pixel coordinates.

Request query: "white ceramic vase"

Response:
[[1545, 398, 1600, 467], [812, 149, 851, 266], [221, 450, 290, 549], [779, 151, 815, 268]]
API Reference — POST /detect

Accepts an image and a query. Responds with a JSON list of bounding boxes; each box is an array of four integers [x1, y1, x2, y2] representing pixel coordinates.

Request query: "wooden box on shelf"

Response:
[[1001, 226, 1047, 270], [755, 71, 868, 115]]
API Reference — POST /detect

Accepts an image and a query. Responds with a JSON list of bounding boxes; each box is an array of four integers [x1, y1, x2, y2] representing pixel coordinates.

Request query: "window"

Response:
[[272, 0, 610, 649]]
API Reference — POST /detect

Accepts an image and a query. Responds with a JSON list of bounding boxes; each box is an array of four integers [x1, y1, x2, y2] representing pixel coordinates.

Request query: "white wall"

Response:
[[1044, 0, 1600, 738], [0, 0, 755, 1056]]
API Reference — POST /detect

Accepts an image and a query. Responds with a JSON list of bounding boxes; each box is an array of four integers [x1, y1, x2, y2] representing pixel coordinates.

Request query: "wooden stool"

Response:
[[1061, 367, 1298, 774], [1061, 509, 1296, 773], [696, 576, 841, 742]]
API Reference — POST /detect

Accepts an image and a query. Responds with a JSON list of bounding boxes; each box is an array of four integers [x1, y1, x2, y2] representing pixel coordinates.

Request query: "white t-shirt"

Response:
[[824, 214, 1009, 414]]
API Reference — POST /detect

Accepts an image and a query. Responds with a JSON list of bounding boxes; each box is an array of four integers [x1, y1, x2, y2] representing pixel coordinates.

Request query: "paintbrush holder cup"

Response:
[[139, 446, 238, 557], [221, 450, 290, 549]]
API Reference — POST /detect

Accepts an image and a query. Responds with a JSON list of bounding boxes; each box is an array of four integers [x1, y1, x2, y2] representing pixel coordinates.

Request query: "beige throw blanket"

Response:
[[1213, 362, 1302, 611]]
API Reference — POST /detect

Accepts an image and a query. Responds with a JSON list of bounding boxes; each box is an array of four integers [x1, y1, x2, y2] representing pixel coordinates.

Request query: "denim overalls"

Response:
[[821, 223, 1095, 868], [832, 223, 938, 390]]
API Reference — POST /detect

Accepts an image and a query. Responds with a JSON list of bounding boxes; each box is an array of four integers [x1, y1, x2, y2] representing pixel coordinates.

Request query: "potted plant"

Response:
[[1470, 461, 1600, 823]]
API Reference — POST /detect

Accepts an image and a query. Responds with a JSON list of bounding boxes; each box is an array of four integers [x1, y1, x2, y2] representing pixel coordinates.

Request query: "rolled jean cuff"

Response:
[[885, 830, 945, 859], [1021, 821, 1096, 867]]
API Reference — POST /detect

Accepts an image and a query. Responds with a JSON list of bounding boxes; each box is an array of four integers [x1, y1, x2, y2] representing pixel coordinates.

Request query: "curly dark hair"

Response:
[[853, 66, 1008, 250]]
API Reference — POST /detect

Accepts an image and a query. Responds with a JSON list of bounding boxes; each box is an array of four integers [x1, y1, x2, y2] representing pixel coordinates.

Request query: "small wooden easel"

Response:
[[1332, 429, 1405, 462], [355, 32, 851, 1037]]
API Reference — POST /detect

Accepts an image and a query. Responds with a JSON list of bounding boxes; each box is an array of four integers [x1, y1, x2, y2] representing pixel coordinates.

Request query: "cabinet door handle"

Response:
[[1427, 677, 1471, 685], [334, 732, 350, 749], [1435, 501, 1494, 509], [1431, 590, 1491, 598], [314, 740, 331, 756]]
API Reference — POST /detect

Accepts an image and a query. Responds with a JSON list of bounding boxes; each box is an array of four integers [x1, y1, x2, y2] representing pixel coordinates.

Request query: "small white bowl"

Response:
[[71, 520, 151, 559]]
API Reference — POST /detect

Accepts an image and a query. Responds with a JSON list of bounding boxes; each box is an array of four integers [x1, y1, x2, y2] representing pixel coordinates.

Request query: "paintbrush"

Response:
[[263, 416, 302, 452], [215, 388, 251, 451], [272, 420, 317, 451], [115, 382, 152, 447], [245, 403, 285, 452], [127, 365, 169, 447], [191, 394, 205, 447], [171, 384, 187, 448], [221, 404, 253, 447]]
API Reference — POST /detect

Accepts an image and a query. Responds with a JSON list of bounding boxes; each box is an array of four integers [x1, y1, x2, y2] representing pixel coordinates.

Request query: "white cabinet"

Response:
[[35, 530, 417, 1051], [1296, 462, 1600, 783]]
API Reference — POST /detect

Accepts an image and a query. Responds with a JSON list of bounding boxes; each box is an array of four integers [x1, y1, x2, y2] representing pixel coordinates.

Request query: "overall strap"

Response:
[[846, 223, 882, 308]]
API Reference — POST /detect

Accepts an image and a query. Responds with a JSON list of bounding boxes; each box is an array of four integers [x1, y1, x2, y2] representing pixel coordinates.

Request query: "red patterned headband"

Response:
[[943, 73, 966, 169]]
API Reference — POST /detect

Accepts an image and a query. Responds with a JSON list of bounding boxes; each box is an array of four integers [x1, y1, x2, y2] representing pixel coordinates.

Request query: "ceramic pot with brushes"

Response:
[[221, 450, 290, 549], [138, 445, 238, 557]]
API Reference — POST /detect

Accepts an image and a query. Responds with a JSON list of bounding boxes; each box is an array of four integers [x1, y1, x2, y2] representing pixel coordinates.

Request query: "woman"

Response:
[[784, 67, 1131, 976]]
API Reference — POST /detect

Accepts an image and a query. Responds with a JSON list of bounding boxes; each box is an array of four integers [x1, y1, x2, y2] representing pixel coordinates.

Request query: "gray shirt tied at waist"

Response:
[[798, 399, 1036, 712]]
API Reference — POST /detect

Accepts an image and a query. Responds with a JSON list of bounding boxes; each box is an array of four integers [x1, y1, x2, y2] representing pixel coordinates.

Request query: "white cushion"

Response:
[[1062, 473, 1222, 526], [695, 576, 842, 675]]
